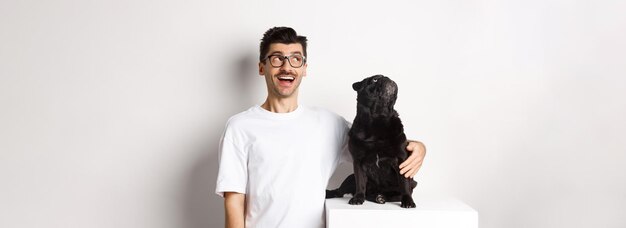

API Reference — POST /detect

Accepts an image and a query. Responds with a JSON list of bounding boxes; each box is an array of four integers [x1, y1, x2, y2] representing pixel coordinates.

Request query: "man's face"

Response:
[[258, 43, 307, 98]]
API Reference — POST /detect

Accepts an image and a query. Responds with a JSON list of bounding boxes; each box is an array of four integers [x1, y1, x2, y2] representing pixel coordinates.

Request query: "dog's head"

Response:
[[352, 75, 398, 114]]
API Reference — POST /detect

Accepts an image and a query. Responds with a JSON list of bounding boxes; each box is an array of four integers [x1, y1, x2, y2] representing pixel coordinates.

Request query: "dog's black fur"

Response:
[[326, 75, 417, 208]]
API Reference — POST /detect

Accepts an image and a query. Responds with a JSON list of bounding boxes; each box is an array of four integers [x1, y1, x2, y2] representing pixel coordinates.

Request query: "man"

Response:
[[215, 27, 426, 228]]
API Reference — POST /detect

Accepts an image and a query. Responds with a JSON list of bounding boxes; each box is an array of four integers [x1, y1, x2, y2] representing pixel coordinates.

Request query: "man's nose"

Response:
[[280, 58, 294, 71], [279, 68, 294, 76]]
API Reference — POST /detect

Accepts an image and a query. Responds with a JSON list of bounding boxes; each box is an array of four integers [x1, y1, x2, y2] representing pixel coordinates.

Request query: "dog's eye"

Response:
[[373, 79, 378, 83]]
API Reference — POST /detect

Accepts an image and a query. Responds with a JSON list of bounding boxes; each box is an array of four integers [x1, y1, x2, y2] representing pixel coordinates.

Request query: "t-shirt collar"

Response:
[[253, 104, 305, 120]]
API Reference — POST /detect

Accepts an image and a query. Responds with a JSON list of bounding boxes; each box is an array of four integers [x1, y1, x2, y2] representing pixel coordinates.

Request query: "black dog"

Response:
[[326, 75, 417, 208]]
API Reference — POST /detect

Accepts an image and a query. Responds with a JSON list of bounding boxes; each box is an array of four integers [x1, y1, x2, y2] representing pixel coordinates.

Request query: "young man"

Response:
[[215, 27, 426, 228]]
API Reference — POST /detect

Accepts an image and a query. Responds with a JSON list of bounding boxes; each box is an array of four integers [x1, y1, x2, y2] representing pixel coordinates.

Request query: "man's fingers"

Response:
[[401, 151, 423, 169], [406, 143, 415, 151], [400, 142, 420, 169], [400, 166, 408, 175], [399, 153, 416, 169], [399, 159, 411, 173], [405, 162, 423, 178], [400, 140, 425, 177], [403, 160, 423, 178], [400, 159, 421, 175], [400, 159, 423, 178]]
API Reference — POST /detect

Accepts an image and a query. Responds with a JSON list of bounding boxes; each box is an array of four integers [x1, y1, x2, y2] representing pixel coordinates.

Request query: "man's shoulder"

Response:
[[307, 106, 340, 117], [224, 106, 259, 128], [306, 106, 349, 126]]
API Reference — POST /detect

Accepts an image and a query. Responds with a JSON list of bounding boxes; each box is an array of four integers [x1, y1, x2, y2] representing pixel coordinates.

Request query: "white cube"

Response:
[[325, 196, 478, 228]]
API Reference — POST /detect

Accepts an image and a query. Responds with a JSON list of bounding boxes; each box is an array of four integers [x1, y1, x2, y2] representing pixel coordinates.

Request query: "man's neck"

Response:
[[261, 96, 299, 113]]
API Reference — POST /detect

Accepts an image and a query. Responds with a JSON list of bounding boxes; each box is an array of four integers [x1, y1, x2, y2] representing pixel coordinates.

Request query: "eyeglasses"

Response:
[[262, 54, 307, 68]]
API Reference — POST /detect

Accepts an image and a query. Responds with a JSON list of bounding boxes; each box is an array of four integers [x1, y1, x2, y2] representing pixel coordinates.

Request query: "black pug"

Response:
[[326, 75, 417, 208]]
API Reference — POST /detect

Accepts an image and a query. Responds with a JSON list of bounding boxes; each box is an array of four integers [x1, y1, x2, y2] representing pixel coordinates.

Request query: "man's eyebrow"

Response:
[[268, 51, 283, 55], [267, 51, 303, 56]]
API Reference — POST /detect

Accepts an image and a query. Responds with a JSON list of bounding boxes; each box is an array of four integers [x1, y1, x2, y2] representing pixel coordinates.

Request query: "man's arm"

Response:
[[224, 192, 245, 228], [400, 140, 426, 178]]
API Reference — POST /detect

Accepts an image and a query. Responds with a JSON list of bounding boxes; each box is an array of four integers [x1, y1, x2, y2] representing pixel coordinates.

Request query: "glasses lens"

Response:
[[289, 55, 304, 67], [269, 55, 284, 67], [266, 55, 305, 68]]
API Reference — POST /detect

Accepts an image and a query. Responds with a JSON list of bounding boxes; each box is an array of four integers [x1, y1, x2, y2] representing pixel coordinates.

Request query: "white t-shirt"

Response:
[[215, 105, 351, 228]]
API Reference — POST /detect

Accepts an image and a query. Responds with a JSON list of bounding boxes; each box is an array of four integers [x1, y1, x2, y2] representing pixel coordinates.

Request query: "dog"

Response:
[[326, 75, 417, 208]]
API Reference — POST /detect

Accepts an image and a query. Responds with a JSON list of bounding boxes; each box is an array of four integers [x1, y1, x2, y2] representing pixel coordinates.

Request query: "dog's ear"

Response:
[[352, 81, 364, 91]]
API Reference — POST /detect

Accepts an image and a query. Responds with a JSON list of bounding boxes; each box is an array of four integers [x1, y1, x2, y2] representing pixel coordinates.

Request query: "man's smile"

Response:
[[276, 75, 296, 87]]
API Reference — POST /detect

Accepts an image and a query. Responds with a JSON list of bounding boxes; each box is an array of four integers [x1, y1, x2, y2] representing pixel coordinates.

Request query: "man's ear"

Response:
[[258, 62, 265, 76], [352, 81, 364, 91]]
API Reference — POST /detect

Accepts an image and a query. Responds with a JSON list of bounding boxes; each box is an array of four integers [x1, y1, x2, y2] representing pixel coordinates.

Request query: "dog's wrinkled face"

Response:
[[352, 75, 398, 109]]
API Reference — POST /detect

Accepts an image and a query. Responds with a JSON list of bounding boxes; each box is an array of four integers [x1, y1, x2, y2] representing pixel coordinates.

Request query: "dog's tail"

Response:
[[325, 174, 356, 199]]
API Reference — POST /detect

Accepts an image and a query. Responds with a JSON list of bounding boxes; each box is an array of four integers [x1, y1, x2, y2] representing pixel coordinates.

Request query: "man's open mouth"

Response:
[[277, 76, 295, 82]]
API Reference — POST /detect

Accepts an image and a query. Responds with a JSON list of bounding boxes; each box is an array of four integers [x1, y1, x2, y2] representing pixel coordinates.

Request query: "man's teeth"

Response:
[[278, 76, 295, 80]]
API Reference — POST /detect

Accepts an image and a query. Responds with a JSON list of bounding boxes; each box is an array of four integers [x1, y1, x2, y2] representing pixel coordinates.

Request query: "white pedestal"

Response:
[[325, 196, 478, 228]]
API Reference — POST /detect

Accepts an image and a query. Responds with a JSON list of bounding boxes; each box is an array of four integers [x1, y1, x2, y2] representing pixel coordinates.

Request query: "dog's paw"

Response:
[[400, 195, 416, 208], [349, 194, 365, 205], [375, 194, 386, 204]]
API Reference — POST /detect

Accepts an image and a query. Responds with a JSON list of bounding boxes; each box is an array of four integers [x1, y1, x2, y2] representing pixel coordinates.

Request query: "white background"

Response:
[[1, 0, 625, 227]]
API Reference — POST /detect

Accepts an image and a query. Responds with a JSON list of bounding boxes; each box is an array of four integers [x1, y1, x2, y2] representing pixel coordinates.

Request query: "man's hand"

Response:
[[399, 140, 426, 178]]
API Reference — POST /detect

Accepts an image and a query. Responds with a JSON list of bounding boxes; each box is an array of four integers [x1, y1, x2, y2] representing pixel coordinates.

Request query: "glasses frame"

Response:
[[262, 54, 307, 68]]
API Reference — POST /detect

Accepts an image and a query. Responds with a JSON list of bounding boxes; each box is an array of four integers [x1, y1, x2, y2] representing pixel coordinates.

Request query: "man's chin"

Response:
[[274, 88, 297, 98], [278, 92, 295, 98]]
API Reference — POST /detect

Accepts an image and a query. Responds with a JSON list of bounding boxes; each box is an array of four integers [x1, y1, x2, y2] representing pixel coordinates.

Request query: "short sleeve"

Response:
[[215, 125, 248, 197]]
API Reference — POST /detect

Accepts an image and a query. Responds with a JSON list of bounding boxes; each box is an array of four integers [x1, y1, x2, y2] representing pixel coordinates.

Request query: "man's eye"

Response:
[[291, 56, 302, 62]]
